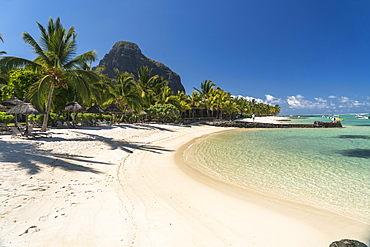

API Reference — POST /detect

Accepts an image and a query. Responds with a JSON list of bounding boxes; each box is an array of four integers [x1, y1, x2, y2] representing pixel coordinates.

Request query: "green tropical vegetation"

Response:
[[0, 18, 280, 127], [0, 112, 14, 123], [147, 104, 180, 122], [0, 18, 100, 131], [1, 70, 39, 99]]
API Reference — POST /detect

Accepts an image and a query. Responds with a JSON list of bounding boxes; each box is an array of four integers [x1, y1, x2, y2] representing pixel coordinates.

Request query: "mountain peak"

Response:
[[98, 41, 185, 93]]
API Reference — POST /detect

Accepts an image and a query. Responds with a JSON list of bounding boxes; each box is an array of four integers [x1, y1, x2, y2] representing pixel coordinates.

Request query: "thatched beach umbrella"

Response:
[[87, 104, 106, 123], [140, 110, 147, 116], [6, 101, 45, 132], [104, 103, 122, 114], [139, 110, 148, 122], [62, 98, 86, 127], [1, 93, 24, 123], [104, 103, 122, 124], [87, 105, 105, 114], [1, 94, 23, 107]]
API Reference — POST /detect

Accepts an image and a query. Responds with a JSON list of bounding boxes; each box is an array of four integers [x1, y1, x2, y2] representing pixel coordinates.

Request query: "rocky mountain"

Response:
[[97, 41, 185, 93]]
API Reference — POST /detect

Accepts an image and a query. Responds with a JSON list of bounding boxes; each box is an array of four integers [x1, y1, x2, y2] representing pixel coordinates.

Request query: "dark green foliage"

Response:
[[147, 104, 180, 122], [238, 113, 252, 118], [0, 112, 14, 123], [1, 70, 39, 100], [29, 113, 62, 124]]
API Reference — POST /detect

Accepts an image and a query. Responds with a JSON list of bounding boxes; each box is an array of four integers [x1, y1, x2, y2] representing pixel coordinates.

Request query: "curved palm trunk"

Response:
[[41, 83, 55, 132]]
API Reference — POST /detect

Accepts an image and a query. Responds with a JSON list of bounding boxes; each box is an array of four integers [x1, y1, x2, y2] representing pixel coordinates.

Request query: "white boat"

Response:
[[356, 115, 370, 119]]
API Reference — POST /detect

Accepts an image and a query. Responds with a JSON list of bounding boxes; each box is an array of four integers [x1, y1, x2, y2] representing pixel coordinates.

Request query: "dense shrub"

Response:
[[238, 113, 252, 118], [147, 104, 180, 122], [0, 112, 14, 123], [29, 113, 66, 125]]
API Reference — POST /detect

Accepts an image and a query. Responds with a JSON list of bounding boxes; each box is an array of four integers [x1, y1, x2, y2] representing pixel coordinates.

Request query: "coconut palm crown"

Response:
[[0, 17, 99, 131]]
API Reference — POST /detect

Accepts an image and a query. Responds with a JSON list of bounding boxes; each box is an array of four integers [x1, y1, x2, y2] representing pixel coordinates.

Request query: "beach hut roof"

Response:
[[6, 102, 45, 115], [62, 101, 86, 112], [86, 105, 105, 114], [104, 103, 122, 113], [1, 95, 24, 107]]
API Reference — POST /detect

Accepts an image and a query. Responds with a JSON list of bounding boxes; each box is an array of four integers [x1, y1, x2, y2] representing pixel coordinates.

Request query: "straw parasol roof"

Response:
[[62, 100, 86, 112], [87, 105, 105, 114], [104, 103, 122, 114], [6, 101, 45, 131], [1, 95, 24, 107], [140, 110, 148, 116], [62, 98, 86, 127], [6, 102, 45, 115]]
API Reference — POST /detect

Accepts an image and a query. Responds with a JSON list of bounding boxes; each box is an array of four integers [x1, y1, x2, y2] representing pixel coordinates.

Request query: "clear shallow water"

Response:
[[184, 115, 370, 223]]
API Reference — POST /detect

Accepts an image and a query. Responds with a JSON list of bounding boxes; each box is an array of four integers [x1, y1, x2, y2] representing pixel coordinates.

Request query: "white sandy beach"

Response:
[[0, 122, 369, 247]]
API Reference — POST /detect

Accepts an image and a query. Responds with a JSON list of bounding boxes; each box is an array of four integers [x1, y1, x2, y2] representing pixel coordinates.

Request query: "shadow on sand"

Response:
[[0, 124, 175, 175], [0, 140, 105, 175]]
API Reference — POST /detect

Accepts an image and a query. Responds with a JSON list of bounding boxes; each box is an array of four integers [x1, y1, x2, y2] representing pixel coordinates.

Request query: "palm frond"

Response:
[[0, 56, 42, 71], [22, 32, 49, 64], [28, 75, 51, 109], [65, 50, 97, 70], [0, 73, 8, 84], [64, 70, 100, 106]]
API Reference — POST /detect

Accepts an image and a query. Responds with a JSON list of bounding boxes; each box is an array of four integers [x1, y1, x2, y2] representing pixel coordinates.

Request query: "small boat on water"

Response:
[[356, 115, 370, 119], [327, 115, 343, 122]]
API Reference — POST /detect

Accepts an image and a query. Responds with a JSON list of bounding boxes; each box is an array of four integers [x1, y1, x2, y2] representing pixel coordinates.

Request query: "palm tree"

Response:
[[189, 91, 202, 120], [233, 96, 249, 115], [193, 79, 215, 96], [0, 17, 99, 131], [193, 79, 216, 117], [156, 86, 173, 105], [114, 70, 142, 112], [134, 66, 168, 108], [212, 88, 232, 119], [170, 91, 190, 119], [79, 64, 115, 108]]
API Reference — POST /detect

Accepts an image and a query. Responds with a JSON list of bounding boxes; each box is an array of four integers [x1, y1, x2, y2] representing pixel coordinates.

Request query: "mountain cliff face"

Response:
[[97, 41, 185, 93]]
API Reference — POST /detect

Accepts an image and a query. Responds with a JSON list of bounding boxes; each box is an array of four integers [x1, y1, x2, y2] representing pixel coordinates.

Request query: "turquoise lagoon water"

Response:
[[184, 115, 370, 223]]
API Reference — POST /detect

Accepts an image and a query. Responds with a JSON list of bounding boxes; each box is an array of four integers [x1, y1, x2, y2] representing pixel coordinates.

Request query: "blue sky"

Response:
[[1, 0, 370, 115]]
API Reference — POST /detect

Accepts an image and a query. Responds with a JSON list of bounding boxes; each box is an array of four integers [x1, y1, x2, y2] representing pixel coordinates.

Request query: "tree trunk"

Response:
[[41, 83, 55, 132]]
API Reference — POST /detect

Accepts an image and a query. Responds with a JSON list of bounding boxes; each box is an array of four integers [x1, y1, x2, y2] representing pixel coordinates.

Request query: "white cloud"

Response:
[[287, 94, 328, 109], [287, 95, 306, 108], [265, 94, 283, 105], [315, 97, 327, 103], [234, 94, 370, 114], [233, 95, 264, 103], [338, 98, 366, 108], [339, 96, 350, 103], [352, 101, 363, 106]]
